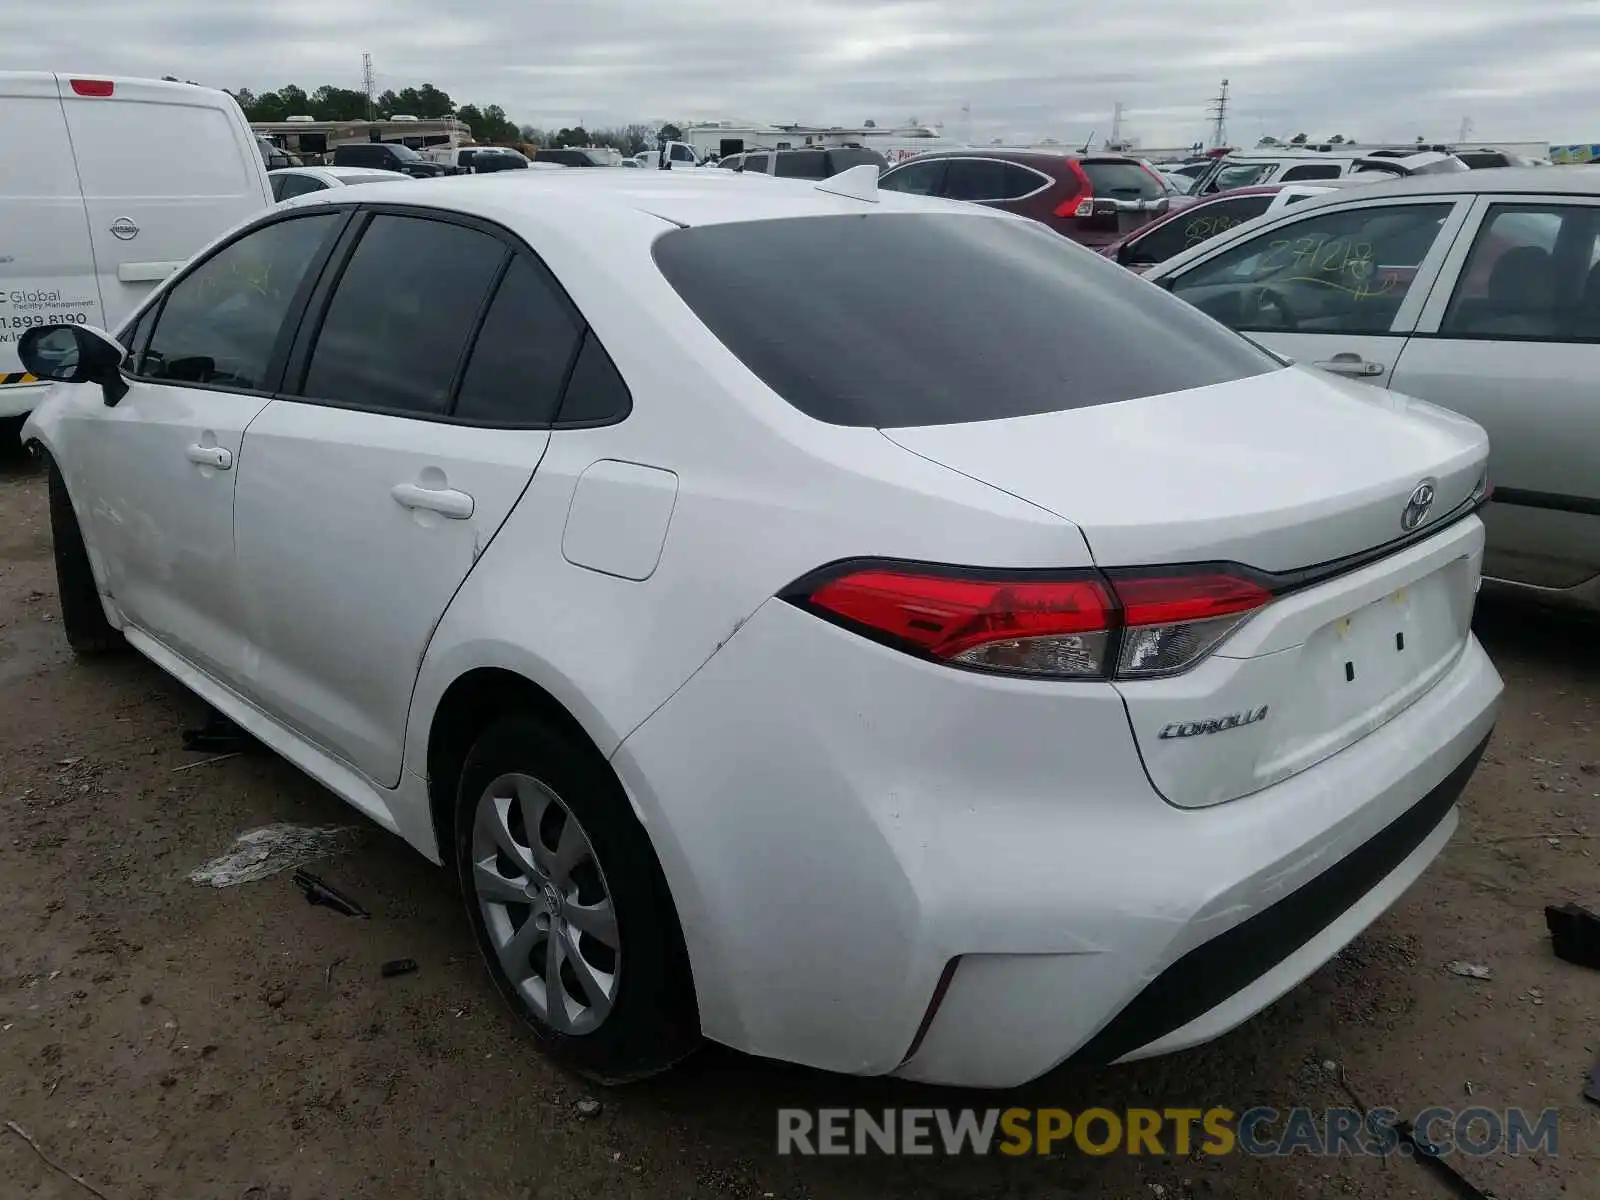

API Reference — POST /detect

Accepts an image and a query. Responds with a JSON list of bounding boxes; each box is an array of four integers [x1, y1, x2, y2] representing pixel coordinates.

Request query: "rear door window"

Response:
[[299, 214, 507, 416], [879, 159, 948, 195], [943, 160, 1044, 202], [453, 255, 585, 425], [653, 212, 1277, 427], [1441, 204, 1600, 339]]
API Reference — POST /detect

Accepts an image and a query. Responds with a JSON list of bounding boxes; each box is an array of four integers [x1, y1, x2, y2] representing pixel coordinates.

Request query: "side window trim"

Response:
[[441, 249, 591, 428], [276, 202, 627, 429], [123, 207, 353, 398], [441, 250, 516, 415], [1410, 195, 1600, 337], [1160, 197, 1472, 336]]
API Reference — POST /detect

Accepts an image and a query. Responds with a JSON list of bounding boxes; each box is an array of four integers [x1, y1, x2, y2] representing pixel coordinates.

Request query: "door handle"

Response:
[[391, 482, 474, 520], [1312, 354, 1385, 378], [186, 444, 232, 470]]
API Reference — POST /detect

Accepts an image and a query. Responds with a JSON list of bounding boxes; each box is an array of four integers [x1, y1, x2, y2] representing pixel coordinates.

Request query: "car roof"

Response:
[[890, 147, 1135, 165], [1260, 165, 1600, 210], [289, 166, 1015, 231], [320, 165, 411, 180]]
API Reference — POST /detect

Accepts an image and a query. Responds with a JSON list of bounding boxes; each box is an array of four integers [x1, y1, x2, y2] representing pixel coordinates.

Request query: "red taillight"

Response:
[[70, 78, 115, 97], [807, 570, 1114, 676], [1114, 573, 1273, 627], [1053, 160, 1095, 219], [1109, 572, 1272, 677], [793, 564, 1272, 680]]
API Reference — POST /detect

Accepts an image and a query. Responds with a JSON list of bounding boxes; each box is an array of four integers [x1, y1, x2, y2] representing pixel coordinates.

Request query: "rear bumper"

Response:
[[1072, 733, 1486, 1064], [615, 599, 1501, 1088]]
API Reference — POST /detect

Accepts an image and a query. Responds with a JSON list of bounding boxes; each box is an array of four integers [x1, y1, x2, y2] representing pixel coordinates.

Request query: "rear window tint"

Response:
[[1080, 160, 1163, 200], [653, 213, 1278, 427], [774, 152, 828, 179]]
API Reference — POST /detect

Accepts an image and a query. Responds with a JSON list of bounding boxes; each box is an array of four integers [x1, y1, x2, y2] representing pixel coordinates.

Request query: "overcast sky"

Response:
[[4, 0, 1598, 147]]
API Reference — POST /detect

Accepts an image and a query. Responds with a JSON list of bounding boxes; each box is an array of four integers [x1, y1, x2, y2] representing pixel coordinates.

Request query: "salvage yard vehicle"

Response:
[[729, 146, 888, 180], [1, 72, 272, 426], [879, 148, 1172, 246], [1192, 149, 1468, 196], [20, 167, 1500, 1087], [1099, 179, 1377, 272], [1144, 167, 1600, 610], [269, 165, 414, 201], [331, 142, 449, 178]]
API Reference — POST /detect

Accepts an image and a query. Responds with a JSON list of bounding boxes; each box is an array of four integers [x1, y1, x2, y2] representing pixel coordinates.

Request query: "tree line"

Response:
[[195, 79, 674, 154]]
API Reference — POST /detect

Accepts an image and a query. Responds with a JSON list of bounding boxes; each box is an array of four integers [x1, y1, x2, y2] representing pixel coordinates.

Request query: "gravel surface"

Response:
[[1, 437, 1596, 1199]]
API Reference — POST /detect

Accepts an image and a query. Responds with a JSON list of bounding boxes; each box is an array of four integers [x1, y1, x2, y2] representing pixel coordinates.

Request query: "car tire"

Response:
[[47, 461, 122, 655], [454, 712, 699, 1083]]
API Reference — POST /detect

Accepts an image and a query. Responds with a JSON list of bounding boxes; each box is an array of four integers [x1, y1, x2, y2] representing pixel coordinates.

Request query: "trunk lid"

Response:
[[882, 366, 1490, 807], [880, 366, 1487, 573]]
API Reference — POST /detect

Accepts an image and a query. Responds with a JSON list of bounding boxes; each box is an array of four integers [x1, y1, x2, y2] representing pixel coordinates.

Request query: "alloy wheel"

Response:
[[471, 772, 620, 1034]]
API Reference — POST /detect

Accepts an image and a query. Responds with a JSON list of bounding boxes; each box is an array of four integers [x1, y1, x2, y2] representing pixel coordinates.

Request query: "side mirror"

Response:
[[18, 323, 129, 406], [1115, 241, 1135, 265]]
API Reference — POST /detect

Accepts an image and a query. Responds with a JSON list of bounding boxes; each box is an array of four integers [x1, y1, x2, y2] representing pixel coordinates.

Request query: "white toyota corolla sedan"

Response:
[[17, 167, 1501, 1087]]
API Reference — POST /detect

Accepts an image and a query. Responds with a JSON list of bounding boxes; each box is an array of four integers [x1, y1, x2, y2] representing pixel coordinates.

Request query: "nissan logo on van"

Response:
[[109, 217, 140, 241]]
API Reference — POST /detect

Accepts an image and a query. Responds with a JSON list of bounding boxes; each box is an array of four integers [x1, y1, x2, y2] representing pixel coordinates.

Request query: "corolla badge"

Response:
[[1401, 479, 1437, 532], [109, 216, 140, 241], [1158, 706, 1269, 740]]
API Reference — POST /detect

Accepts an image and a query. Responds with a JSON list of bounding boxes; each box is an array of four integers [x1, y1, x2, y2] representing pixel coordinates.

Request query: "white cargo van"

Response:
[[0, 73, 272, 421]]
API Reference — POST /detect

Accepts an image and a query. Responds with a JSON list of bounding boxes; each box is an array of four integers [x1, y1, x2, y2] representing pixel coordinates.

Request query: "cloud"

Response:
[[3, 0, 1596, 146]]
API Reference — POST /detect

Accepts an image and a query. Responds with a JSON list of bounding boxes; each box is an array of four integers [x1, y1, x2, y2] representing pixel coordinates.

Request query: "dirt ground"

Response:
[[1, 434, 1596, 1200]]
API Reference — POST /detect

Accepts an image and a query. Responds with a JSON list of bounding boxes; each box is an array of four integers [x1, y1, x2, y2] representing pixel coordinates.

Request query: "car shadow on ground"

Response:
[[1474, 592, 1599, 681]]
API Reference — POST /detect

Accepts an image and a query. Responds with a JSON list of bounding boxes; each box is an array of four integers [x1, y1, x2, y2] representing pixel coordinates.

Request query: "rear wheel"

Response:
[[47, 461, 122, 655], [454, 712, 698, 1083]]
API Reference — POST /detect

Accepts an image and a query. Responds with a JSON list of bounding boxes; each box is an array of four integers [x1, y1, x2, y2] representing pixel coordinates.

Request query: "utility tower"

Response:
[[1206, 79, 1230, 149], [1110, 101, 1125, 148], [362, 51, 376, 121], [1458, 115, 1474, 144]]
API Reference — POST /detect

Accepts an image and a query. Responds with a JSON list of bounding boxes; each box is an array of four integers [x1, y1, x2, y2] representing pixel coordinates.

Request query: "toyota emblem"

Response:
[[1401, 479, 1437, 531], [109, 216, 140, 241]]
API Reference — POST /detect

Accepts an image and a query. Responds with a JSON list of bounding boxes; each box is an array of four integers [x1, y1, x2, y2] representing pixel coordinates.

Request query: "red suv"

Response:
[[878, 149, 1170, 245]]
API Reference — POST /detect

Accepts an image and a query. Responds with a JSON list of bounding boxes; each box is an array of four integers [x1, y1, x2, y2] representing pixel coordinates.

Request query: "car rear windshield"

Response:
[[652, 213, 1279, 427], [1080, 159, 1164, 200]]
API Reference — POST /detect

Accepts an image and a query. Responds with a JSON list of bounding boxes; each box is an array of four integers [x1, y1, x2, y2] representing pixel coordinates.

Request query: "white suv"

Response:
[[19, 168, 1500, 1086], [1196, 149, 1468, 195]]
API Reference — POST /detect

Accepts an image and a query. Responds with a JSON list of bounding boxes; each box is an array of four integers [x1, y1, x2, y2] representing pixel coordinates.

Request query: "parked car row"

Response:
[[1141, 167, 1599, 607], [878, 149, 1174, 247]]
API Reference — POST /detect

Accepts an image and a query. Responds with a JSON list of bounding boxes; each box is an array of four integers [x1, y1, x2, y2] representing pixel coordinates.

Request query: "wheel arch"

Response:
[[423, 665, 611, 862]]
